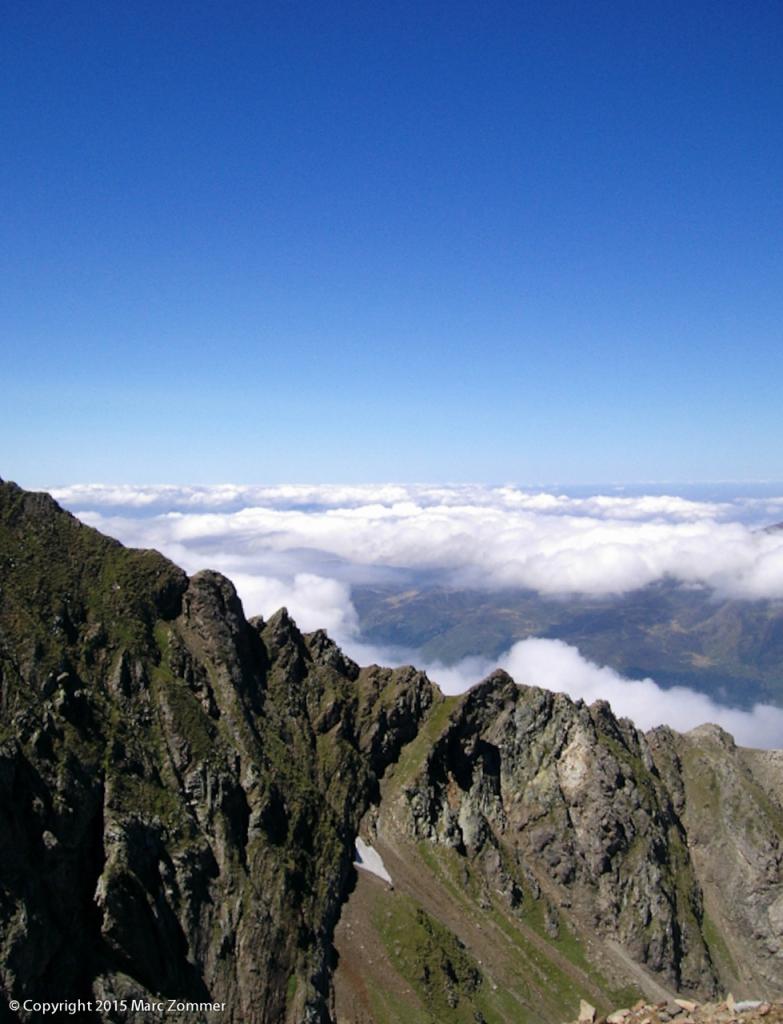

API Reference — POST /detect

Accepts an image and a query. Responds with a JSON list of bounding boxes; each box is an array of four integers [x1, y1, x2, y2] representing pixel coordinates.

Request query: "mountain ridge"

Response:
[[1, 479, 781, 1023]]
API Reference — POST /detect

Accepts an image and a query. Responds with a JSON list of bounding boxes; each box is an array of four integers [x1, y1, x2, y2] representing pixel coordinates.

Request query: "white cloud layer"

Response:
[[66, 484, 783, 601], [50, 483, 783, 748], [51, 481, 771, 519]]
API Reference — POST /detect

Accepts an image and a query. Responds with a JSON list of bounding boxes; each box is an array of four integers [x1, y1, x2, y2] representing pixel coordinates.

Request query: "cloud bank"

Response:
[[50, 483, 783, 747], [62, 483, 783, 601]]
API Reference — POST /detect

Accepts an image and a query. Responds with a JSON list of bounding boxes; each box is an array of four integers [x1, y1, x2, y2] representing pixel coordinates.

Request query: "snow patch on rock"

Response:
[[354, 837, 393, 885]]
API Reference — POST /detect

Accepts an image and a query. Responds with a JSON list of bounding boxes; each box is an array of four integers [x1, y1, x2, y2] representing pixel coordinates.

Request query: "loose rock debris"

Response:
[[566, 998, 783, 1024]]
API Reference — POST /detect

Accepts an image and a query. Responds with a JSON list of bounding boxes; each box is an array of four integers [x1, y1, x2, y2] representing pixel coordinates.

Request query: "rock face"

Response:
[[649, 726, 783, 995], [1, 479, 782, 1024], [400, 677, 714, 992]]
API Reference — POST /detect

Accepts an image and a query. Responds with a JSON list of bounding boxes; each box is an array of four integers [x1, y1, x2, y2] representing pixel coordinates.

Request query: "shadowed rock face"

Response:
[[648, 725, 783, 996], [0, 479, 782, 1024]]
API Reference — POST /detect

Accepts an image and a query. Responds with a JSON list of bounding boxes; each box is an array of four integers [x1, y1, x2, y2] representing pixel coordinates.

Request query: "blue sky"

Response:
[[2, 0, 782, 486]]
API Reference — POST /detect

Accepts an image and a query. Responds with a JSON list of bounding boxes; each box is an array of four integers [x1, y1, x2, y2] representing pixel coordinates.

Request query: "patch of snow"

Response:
[[354, 837, 393, 886]]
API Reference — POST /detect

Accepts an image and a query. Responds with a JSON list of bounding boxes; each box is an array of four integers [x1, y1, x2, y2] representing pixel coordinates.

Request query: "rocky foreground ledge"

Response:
[[570, 997, 783, 1024]]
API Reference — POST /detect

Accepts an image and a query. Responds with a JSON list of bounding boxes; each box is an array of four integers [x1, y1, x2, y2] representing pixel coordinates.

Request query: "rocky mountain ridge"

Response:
[[1, 479, 782, 1024]]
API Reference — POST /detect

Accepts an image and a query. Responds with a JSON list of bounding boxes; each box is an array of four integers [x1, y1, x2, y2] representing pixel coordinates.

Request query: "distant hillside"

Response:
[[353, 582, 783, 707]]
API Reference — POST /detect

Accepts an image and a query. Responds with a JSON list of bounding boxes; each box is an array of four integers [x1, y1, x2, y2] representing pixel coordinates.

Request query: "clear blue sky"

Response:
[[2, 0, 781, 486]]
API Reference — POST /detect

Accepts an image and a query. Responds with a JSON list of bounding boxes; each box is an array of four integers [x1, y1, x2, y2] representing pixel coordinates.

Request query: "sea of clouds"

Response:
[[52, 483, 783, 747]]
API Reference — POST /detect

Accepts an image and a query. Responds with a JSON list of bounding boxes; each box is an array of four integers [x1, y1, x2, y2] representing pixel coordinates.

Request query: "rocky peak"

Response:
[[304, 628, 360, 679]]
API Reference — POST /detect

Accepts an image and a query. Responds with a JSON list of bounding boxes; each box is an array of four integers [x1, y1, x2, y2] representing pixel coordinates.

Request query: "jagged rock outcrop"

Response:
[[397, 674, 714, 993], [1, 479, 782, 1024]]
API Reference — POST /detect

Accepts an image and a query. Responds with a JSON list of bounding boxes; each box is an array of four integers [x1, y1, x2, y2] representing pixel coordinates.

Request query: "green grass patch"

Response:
[[702, 910, 738, 978], [371, 888, 485, 1022], [385, 695, 459, 789]]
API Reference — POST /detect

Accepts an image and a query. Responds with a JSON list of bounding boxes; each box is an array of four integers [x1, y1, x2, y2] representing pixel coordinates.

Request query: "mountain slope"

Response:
[[1, 479, 782, 1023], [334, 682, 783, 1023]]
